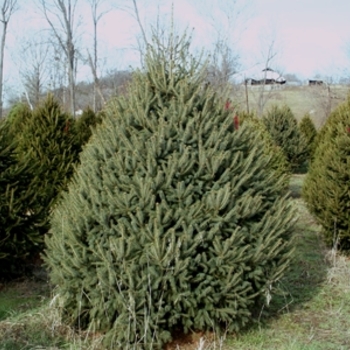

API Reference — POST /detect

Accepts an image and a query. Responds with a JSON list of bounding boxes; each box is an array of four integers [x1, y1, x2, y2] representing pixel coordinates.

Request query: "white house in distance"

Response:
[[244, 67, 286, 85]]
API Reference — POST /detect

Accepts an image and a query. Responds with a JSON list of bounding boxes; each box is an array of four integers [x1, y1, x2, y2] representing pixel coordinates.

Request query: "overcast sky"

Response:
[[242, 0, 350, 79], [91, 0, 350, 79], [94, 0, 350, 79], [4, 0, 350, 102]]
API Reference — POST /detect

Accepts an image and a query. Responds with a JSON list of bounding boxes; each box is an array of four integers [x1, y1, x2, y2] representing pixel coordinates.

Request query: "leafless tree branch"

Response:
[[87, 0, 110, 111], [37, 0, 79, 116], [0, 0, 18, 117]]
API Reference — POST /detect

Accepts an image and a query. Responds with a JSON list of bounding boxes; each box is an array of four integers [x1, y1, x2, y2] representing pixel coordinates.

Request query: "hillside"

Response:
[[233, 84, 349, 128]]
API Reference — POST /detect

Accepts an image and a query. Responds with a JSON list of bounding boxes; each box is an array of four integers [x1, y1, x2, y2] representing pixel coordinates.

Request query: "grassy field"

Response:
[[234, 84, 349, 128], [0, 175, 349, 349], [223, 176, 350, 350]]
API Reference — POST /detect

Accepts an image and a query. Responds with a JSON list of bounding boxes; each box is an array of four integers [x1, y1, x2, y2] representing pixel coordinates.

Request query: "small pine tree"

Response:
[[299, 113, 317, 161], [263, 105, 308, 172], [303, 98, 350, 250], [45, 33, 296, 349]]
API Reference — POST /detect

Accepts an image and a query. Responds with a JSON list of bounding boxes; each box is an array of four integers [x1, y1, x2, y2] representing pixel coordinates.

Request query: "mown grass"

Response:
[[0, 175, 349, 349]]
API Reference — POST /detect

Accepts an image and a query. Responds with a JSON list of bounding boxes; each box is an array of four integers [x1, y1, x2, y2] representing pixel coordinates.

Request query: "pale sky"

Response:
[[4, 0, 350, 102], [92, 0, 350, 79], [240, 0, 350, 79]]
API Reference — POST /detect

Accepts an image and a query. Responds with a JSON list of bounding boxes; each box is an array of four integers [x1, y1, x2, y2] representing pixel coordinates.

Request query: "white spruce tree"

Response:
[[45, 32, 296, 349]]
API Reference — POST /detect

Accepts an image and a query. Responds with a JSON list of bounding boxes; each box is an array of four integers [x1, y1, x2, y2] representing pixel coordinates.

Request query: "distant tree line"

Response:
[[0, 0, 245, 118]]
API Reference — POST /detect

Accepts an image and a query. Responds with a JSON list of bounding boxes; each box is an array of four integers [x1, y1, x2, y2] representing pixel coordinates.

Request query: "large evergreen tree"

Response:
[[45, 33, 295, 349], [303, 98, 350, 250]]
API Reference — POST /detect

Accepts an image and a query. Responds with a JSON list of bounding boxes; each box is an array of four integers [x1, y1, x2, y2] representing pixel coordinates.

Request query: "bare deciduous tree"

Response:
[[49, 43, 68, 103], [16, 36, 51, 109], [206, 39, 240, 94], [245, 35, 283, 117], [308, 76, 335, 126], [0, 0, 17, 118], [256, 40, 278, 117], [131, 0, 148, 46], [37, 0, 79, 116], [87, 0, 109, 112], [118, 0, 170, 66], [117, 0, 149, 65], [196, 0, 246, 96]]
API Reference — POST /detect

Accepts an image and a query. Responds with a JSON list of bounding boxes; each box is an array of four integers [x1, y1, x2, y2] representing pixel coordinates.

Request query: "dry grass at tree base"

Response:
[[0, 175, 350, 349]]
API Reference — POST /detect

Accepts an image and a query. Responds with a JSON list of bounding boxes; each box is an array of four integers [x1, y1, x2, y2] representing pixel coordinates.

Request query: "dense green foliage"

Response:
[[238, 110, 290, 184], [45, 34, 296, 349], [0, 95, 81, 278], [14, 95, 81, 208], [5, 102, 32, 136], [75, 107, 103, 146], [299, 113, 317, 161], [263, 105, 308, 172], [0, 120, 42, 277], [303, 98, 350, 250], [313, 96, 350, 151]]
